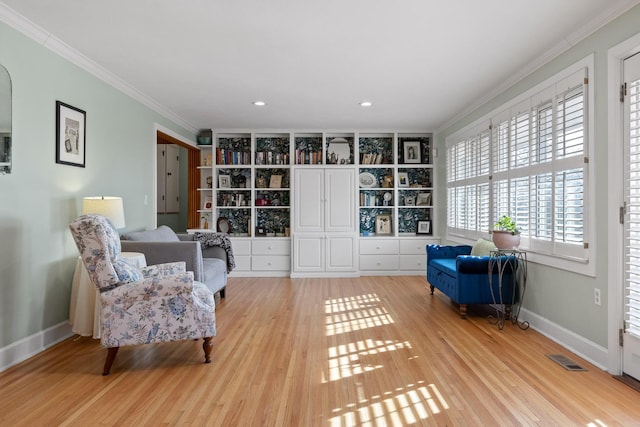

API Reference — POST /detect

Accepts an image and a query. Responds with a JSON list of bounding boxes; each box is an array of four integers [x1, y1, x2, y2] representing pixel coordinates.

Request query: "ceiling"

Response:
[[1, 0, 638, 133]]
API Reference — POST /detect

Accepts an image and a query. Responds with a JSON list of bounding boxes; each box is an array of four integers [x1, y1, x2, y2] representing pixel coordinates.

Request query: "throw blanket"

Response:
[[193, 232, 236, 273]]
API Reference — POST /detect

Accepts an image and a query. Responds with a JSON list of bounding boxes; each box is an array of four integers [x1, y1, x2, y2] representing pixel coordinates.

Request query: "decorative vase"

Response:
[[492, 230, 521, 249]]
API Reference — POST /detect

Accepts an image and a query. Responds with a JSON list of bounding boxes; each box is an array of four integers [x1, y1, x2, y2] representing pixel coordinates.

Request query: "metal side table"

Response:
[[487, 249, 529, 330]]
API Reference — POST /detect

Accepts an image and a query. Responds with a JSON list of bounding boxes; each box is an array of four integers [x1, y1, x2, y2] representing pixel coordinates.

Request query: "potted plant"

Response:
[[492, 215, 520, 249]]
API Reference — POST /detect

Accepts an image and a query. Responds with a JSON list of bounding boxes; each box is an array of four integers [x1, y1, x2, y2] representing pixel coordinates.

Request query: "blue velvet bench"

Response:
[[426, 243, 517, 318]]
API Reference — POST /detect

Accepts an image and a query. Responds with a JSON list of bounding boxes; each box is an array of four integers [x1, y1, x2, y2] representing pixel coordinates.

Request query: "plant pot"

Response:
[[492, 230, 521, 249]]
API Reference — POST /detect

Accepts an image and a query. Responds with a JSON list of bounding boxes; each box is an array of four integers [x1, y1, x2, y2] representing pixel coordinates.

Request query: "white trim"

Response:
[[0, 3, 198, 135], [519, 308, 608, 371], [436, 0, 640, 135], [606, 32, 640, 376], [0, 322, 73, 373]]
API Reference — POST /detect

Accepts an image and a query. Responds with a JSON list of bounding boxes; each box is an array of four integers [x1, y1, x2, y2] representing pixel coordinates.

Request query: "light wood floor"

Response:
[[1, 276, 639, 426]]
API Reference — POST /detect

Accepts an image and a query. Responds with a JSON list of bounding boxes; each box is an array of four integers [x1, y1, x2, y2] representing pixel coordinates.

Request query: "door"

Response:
[[623, 51, 640, 380], [157, 144, 180, 213]]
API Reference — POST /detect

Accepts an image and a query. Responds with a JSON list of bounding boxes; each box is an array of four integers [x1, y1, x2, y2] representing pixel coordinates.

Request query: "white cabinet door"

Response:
[[294, 168, 324, 232], [326, 234, 356, 271], [293, 235, 325, 272], [325, 168, 355, 233]]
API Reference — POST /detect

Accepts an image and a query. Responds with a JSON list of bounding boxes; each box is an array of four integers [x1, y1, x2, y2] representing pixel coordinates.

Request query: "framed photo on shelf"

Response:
[[417, 220, 431, 235], [269, 174, 283, 188], [375, 214, 392, 235], [55, 101, 86, 168], [398, 172, 409, 187], [204, 196, 213, 210], [416, 192, 432, 206], [218, 174, 231, 188], [403, 141, 421, 164]]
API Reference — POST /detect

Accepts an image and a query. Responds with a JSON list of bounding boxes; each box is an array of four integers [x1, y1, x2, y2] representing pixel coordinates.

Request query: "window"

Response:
[[446, 57, 594, 275]]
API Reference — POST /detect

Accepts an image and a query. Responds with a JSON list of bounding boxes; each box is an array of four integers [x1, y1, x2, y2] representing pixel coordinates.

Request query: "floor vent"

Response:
[[546, 354, 587, 371]]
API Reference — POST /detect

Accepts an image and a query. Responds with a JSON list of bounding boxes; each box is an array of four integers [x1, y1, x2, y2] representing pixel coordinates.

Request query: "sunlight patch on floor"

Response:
[[325, 294, 394, 336], [327, 339, 412, 381], [328, 381, 448, 426], [325, 294, 449, 425]]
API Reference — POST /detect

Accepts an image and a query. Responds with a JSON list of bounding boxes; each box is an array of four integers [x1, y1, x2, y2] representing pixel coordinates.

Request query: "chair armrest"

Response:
[[120, 240, 204, 282], [103, 272, 196, 304], [202, 245, 227, 263], [427, 244, 472, 261], [140, 262, 186, 278], [176, 232, 226, 261]]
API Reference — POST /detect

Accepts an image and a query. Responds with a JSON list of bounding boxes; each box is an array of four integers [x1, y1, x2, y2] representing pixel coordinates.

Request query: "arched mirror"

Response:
[[0, 64, 12, 174]]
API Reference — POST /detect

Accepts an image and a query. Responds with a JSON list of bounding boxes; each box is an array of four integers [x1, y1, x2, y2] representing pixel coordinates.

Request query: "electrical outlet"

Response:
[[594, 288, 601, 306]]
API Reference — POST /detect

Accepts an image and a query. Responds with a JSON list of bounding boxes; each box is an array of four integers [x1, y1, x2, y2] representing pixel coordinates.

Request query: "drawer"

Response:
[[399, 239, 432, 255], [230, 238, 252, 255], [232, 255, 252, 271], [252, 239, 290, 256], [360, 254, 399, 270], [252, 255, 290, 271], [399, 254, 426, 271], [360, 239, 399, 255]]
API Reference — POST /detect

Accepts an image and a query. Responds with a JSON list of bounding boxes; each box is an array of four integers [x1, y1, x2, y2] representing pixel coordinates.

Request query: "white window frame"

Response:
[[445, 55, 596, 276]]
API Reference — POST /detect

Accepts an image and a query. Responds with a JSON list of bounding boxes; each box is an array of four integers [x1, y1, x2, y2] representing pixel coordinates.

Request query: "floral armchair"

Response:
[[69, 214, 216, 375]]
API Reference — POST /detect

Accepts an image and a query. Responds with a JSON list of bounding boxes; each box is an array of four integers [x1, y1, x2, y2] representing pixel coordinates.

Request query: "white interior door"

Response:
[[623, 51, 640, 380]]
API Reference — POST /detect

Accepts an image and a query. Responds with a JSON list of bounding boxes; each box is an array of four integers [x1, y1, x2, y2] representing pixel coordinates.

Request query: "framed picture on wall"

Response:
[[55, 101, 86, 168]]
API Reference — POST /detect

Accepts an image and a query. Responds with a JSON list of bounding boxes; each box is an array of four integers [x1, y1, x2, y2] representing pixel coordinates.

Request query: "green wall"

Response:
[[436, 5, 640, 347], [0, 20, 195, 349]]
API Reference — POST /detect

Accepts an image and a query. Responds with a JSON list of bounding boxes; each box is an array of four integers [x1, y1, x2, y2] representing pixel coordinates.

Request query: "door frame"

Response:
[[153, 124, 200, 229], [607, 33, 640, 375]]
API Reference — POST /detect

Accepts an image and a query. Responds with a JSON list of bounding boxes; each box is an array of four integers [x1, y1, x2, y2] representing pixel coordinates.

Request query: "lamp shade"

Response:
[[82, 196, 126, 229]]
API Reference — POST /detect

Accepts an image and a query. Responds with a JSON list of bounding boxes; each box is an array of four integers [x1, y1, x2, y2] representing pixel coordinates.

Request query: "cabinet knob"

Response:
[[376, 246, 381, 250], [268, 246, 272, 250], [376, 261, 381, 265]]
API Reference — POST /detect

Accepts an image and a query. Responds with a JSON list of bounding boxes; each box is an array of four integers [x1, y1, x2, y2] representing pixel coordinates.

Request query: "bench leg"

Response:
[[430, 285, 435, 295], [459, 304, 468, 319]]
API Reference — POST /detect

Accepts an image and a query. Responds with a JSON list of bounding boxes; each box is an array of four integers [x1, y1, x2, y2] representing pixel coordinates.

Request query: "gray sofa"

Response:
[[121, 226, 229, 298]]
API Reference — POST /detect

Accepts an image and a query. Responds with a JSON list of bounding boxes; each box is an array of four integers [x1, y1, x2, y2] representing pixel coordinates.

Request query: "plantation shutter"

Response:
[[625, 53, 640, 338]]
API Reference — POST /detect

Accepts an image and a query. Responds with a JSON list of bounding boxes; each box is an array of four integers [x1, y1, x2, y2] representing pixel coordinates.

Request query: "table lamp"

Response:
[[82, 196, 126, 229]]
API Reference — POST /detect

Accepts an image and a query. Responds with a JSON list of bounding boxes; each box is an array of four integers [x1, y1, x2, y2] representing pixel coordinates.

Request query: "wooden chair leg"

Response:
[[430, 285, 435, 295], [219, 287, 226, 299], [103, 347, 119, 376], [203, 337, 213, 363]]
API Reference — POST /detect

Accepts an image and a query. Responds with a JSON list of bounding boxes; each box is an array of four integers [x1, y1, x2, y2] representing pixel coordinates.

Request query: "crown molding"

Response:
[[435, 0, 640, 135], [0, 2, 198, 134]]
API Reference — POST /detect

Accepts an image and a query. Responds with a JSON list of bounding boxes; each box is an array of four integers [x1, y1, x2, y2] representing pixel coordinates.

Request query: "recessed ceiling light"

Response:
[[359, 101, 373, 107], [253, 101, 267, 106]]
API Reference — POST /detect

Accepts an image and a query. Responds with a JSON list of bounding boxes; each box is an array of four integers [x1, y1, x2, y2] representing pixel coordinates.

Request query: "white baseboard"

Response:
[[0, 311, 609, 375], [519, 308, 608, 371], [0, 322, 74, 373]]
